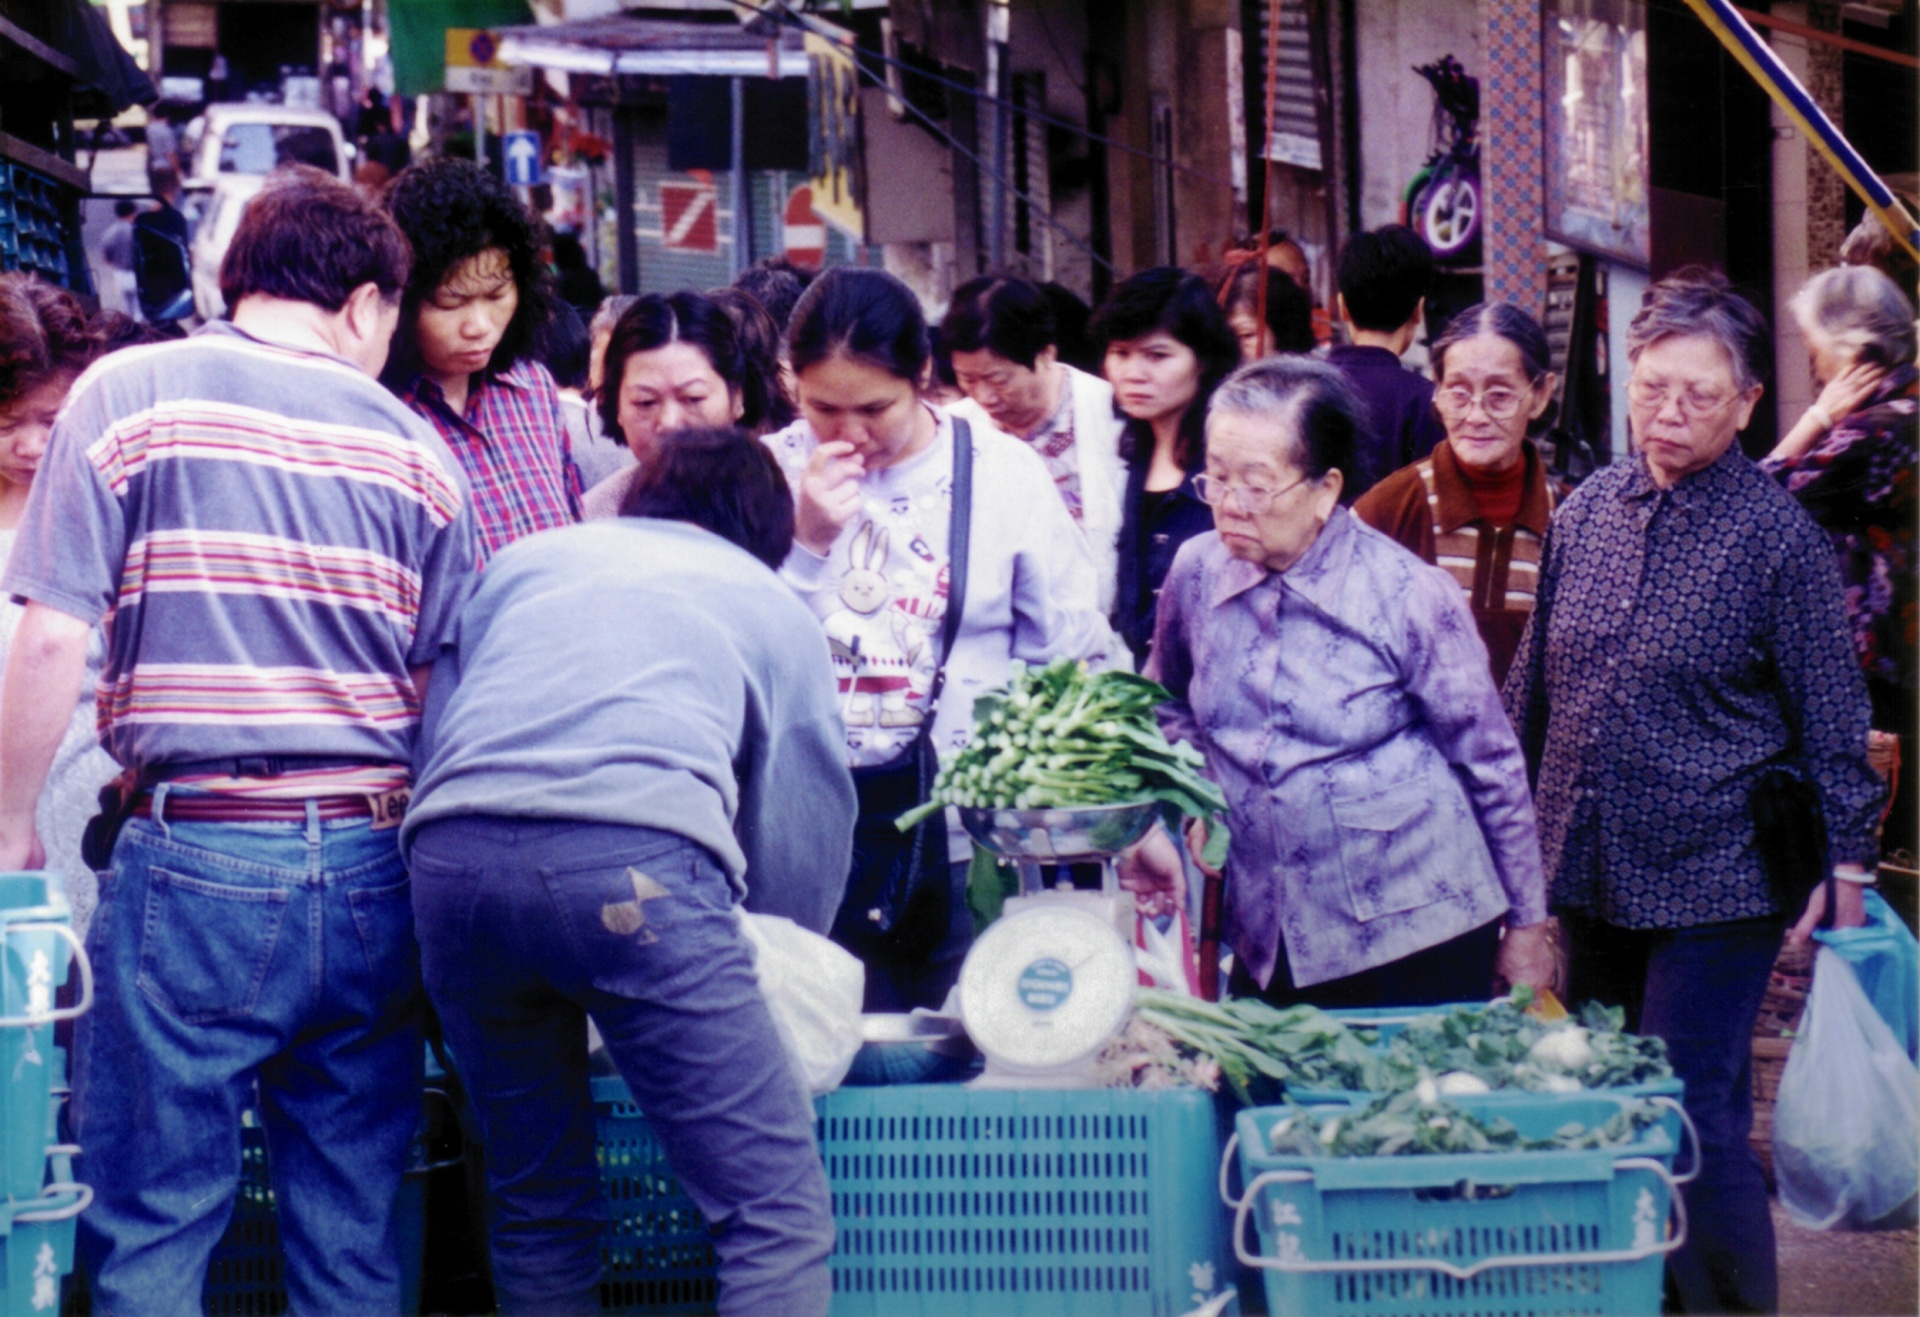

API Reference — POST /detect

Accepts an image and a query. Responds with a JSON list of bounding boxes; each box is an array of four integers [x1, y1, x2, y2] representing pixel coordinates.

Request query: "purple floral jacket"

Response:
[[1147, 509, 1548, 989]]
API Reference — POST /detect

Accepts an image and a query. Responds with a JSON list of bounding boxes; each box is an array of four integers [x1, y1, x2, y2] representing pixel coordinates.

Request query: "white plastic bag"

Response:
[[1774, 944, 1920, 1230], [736, 910, 865, 1097]]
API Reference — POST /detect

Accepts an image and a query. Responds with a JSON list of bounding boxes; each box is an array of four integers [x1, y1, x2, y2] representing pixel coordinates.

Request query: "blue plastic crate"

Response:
[[1, 1146, 86, 1315], [592, 1080, 1230, 1317], [0, 874, 85, 1206], [1234, 1092, 1683, 1317]]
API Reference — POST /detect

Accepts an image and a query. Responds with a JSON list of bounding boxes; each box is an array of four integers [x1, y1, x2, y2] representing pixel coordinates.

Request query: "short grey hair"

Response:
[[589, 294, 638, 340], [1207, 355, 1365, 487], [1626, 270, 1770, 393], [1789, 264, 1917, 369]]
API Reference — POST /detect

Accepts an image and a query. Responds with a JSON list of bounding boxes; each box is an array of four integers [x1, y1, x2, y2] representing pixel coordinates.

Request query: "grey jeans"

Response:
[[410, 817, 832, 1317]]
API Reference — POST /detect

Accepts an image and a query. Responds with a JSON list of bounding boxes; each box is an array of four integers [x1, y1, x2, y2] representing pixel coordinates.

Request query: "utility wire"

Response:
[[747, 0, 1116, 275], [740, 0, 1242, 196]]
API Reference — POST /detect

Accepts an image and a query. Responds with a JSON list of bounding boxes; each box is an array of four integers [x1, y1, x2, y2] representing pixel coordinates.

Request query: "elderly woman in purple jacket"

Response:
[[1143, 357, 1557, 1006]]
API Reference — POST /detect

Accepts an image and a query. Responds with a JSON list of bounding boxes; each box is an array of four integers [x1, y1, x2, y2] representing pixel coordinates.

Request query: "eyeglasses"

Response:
[[1626, 378, 1738, 418], [1193, 472, 1310, 514], [1434, 385, 1526, 421]]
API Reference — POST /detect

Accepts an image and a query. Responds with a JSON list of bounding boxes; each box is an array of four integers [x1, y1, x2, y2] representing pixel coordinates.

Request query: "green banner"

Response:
[[387, 0, 533, 97]]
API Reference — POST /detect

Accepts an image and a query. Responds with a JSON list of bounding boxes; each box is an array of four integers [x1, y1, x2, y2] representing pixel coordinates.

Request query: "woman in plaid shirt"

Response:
[[383, 157, 579, 561]]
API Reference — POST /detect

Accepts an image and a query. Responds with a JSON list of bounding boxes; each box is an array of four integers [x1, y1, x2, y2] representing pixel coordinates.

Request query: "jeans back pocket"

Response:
[[137, 867, 292, 1024]]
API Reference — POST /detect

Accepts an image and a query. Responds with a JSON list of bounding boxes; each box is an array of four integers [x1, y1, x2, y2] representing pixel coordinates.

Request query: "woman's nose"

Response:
[[659, 398, 688, 433]]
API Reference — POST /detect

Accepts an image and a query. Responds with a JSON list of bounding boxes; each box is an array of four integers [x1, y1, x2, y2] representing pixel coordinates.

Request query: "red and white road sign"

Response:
[[783, 185, 826, 269], [660, 180, 718, 253]]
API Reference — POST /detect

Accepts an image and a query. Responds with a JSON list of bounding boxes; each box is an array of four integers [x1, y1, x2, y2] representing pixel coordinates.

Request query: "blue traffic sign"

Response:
[[503, 131, 542, 187]]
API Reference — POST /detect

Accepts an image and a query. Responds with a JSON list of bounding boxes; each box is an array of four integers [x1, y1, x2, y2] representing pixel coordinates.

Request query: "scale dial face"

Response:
[[958, 904, 1136, 1071]]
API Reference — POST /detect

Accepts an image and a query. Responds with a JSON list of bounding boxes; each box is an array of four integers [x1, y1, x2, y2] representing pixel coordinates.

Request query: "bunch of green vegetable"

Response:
[[1133, 991, 1388, 1105], [895, 658, 1227, 838], [1372, 996, 1673, 1095], [1264, 1087, 1664, 1159]]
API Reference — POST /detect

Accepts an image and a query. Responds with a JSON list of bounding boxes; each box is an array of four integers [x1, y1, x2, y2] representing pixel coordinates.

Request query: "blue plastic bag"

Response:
[[1775, 895, 1920, 1231], [1815, 890, 1919, 1062]]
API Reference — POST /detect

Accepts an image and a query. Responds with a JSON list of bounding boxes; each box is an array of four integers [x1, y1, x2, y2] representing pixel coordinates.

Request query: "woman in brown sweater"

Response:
[[1353, 302, 1565, 683]]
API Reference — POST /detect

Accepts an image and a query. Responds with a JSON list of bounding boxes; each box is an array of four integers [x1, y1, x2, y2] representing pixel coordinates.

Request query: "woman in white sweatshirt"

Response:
[[763, 267, 1119, 1009]]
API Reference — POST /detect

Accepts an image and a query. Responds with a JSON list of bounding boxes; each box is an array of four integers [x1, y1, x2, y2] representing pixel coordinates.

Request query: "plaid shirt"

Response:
[[401, 358, 579, 562]]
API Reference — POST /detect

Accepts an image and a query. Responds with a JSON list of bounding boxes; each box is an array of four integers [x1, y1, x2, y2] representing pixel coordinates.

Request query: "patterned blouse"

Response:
[[400, 358, 580, 563], [1021, 382, 1085, 522], [1761, 364, 1917, 735], [1503, 447, 1884, 929]]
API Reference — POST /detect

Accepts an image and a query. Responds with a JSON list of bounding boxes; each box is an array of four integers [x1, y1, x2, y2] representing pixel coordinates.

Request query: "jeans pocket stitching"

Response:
[[136, 866, 292, 1024], [347, 880, 417, 986]]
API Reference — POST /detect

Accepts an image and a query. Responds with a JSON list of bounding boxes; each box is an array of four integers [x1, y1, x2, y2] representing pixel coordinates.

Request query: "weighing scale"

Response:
[[955, 802, 1155, 1088]]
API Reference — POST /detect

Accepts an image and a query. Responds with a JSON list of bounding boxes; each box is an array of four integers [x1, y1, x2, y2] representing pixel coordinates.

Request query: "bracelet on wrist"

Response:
[[1807, 403, 1835, 432], [1833, 866, 1876, 886]]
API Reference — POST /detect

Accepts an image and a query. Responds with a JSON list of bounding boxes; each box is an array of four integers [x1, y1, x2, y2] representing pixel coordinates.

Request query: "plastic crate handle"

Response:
[[1232, 1156, 1688, 1281], [1219, 1131, 1245, 1210], [1652, 1095, 1702, 1186], [0, 923, 92, 1027], [16, 1145, 92, 1224]]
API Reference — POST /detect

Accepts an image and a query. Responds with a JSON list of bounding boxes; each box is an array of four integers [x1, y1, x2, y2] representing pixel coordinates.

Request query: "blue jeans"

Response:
[[75, 792, 423, 1316], [409, 817, 832, 1317], [1565, 912, 1784, 1315]]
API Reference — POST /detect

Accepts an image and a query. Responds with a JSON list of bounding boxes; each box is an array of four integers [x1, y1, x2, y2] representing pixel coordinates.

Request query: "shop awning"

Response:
[[492, 15, 807, 79], [388, 0, 536, 97]]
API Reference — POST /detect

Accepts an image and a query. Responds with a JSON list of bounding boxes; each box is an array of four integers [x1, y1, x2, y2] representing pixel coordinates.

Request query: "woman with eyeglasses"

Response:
[[1353, 303, 1566, 683], [1139, 356, 1557, 1012], [1503, 271, 1884, 1315]]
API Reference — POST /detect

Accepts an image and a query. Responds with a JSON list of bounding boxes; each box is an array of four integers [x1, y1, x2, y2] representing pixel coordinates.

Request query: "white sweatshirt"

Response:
[[764, 405, 1119, 857]]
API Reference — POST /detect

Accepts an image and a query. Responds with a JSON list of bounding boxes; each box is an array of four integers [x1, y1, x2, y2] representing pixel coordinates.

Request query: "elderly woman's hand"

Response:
[[1788, 873, 1870, 947], [1811, 359, 1888, 430], [1184, 817, 1223, 880], [1493, 919, 1564, 998], [1117, 823, 1186, 919]]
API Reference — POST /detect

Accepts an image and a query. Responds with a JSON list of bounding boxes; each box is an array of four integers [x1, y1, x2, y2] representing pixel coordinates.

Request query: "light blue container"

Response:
[[593, 1080, 1231, 1317], [0, 874, 89, 1206], [0, 1144, 89, 1314], [1234, 1092, 1683, 1317]]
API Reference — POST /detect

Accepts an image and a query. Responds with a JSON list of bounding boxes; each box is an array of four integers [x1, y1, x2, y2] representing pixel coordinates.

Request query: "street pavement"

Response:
[[1777, 1200, 1918, 1316]]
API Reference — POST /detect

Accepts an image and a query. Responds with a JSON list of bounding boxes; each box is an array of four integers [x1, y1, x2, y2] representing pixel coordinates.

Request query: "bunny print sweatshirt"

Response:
[[765, 407, 1120, 855]]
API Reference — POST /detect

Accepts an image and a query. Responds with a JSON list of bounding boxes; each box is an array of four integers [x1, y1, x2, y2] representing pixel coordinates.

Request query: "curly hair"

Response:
[[0, 273, 97, 412], [381, 157, 553, 387]]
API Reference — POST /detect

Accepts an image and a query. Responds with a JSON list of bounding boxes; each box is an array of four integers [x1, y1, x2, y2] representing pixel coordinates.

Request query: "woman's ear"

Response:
[[730, 388, 745, 423], [1311, 467, 1343, 518], [1530, 373, 1560, 422]]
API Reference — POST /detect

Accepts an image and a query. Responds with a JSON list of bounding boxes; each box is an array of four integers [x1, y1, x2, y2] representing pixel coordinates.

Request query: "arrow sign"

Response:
[[503, 131, 542, 187]]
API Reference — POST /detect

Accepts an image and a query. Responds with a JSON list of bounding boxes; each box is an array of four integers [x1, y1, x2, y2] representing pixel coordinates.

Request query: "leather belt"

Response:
[[133, 793, 376, 823]]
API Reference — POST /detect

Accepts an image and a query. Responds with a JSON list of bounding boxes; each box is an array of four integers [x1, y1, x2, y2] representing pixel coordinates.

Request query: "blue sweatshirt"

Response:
[[404, 518, 856, 933]]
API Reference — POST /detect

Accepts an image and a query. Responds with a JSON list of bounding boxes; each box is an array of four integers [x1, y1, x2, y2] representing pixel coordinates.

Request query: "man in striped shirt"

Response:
[[0, 168, 477, 1312]]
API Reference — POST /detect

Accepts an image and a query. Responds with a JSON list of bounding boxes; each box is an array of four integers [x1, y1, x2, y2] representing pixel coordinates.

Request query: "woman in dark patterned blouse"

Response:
[[1763, 264, 1917, 856], [1504, 271, 1884, 1316]]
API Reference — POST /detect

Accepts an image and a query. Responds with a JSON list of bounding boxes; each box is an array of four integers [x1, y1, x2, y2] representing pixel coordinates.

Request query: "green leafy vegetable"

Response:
[[1264, 1087, 1665, 1158], [894, 658, 1227, 830]]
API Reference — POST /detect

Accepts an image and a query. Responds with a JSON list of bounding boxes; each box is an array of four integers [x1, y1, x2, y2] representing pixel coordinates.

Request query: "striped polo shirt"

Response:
[[4, 323, 478, 793]]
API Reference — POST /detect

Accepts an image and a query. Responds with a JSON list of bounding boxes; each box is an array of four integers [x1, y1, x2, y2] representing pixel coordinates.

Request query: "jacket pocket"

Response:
[[1331, 780, 1444, 922], [137, 867, 291, 1024]]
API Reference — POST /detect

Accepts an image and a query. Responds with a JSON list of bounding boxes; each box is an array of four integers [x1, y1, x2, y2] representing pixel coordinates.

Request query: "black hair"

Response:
[[541, 301, 592, 391], [943, 276, 1056, 370], [786, 266, 930, 384], [1337, 225, 1434, 333], [1431, 301, 1558, 435], [706, 285, 795, 430], [113, 199, 137, 220], [0, 273, 97, 410], [220, 165, 411, 315], [598, 291, 764, 444], [617, 425, 795, 570], [734, 264, 808, 335], [1218, 262, 1316, 356], [1210, 356, 1365, 492], [1041, 282, 1098, 373], [382, 156, 553, 388], [1089, 266, 1241, 468]]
